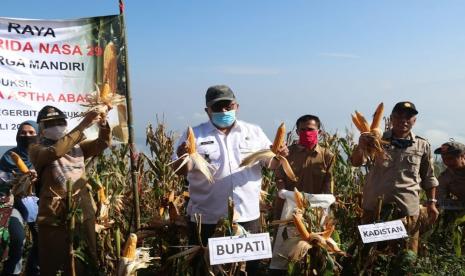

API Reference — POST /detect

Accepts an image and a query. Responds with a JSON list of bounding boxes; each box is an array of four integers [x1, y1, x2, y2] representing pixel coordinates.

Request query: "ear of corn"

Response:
[[171, 127, 214, 182], [100, 82, 112, 105], [103, 42, 118, 95], [370, 102, 384, 130], [122, 233, 137, 261], [186, 127, 196, 155], [240, 123, 297, 182], [351, 114, 365, 132], [271, 122, 285, 154], [352, 103, 388, 160], [294, 187, 305, 209], [98, 186, 107, 203], [293, 214, 310, 240], [10, 152, 29, 174], [354, 111, 370, 132]]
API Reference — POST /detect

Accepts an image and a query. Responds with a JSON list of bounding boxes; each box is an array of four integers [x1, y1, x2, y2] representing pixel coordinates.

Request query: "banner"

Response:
[[0, 15, 129, 145]]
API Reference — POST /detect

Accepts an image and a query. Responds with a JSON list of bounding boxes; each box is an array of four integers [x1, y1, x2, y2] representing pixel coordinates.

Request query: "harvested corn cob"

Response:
[[294, 187, 306, 210], [80, 81, 125, 121], [293, 213, 311, 240], [354, 111, 371, 133], [122, 233, 137, 261], [352, 102, 388, 159], [370, 102, 384, 137], [351, 114, 365, 133], [292, 212, 346, 255], [98, 186, 107, 204], [271, 122, 286, 153], [10, 152, 34, 196], [118, 233, 156, 276], [171, 127, 214, 183], [10, 152, 29, 174], [103, 42, 118, 95], [240, 123, 297, 182], [99, 82, 112, 105]]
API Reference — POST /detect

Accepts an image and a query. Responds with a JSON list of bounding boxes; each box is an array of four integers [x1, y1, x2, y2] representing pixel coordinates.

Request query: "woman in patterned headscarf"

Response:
[[0, 120, 40, 276]]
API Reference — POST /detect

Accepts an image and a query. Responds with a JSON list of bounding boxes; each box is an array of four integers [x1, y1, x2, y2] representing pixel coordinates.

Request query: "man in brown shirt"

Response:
[[29, 106, 111, 275], [274, 114, 334, 216], [350, 101, 438, 252], [435, 141, 465, 204], [270, 114, 334, 274]]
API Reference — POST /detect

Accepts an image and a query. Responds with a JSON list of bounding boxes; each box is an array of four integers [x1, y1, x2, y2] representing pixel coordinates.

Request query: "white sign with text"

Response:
[[208, 233, 272, 265], [358, 219, 408, 243]]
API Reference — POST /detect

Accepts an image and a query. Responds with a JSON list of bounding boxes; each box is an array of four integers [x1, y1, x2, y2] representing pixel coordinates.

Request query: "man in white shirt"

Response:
[[174, 85, 286, 273]]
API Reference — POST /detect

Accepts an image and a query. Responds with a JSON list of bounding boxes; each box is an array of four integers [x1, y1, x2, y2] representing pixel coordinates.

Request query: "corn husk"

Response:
[[240, 123, 297, 182], [117, 247, 158, 276], [171, 127, 214, 183]]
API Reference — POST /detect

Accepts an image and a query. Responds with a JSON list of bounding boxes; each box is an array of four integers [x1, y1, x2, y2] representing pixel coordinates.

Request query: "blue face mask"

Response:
[[211, 110, 236, 128]]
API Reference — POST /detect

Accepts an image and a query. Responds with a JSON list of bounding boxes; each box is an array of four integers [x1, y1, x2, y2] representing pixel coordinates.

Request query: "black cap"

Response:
[[434, 141, 465, 155], [392, 101, 418, 115], [37, 105, 67, 123], [205, 85, 236, 107]]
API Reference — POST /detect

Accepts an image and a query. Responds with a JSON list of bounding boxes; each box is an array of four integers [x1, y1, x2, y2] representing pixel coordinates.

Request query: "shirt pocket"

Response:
[[402, 151, 422, 178]]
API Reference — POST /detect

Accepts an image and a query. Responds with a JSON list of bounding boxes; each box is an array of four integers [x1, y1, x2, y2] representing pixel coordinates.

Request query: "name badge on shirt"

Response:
[[200, 141, 214, 145]]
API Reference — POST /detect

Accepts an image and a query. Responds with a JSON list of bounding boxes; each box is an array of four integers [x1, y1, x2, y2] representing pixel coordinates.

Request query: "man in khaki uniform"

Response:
[[274, 114, 334, 218], [270, 115, 335, 275], [435, 141, 465, 204], [350, 101, 438, 252], [29, 106, 110, 275]]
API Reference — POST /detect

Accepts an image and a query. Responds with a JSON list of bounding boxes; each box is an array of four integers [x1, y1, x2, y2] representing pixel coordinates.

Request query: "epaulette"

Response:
[[414, 135, 427, 141]]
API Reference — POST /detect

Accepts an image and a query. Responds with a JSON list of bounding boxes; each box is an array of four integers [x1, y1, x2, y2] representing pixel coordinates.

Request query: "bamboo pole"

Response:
[[66, 180, 76, 276], [119, 0, 141, 230]]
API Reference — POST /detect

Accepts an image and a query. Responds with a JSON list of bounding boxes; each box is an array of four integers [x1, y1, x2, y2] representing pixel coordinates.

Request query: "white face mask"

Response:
[[42, 126, 67, 140]]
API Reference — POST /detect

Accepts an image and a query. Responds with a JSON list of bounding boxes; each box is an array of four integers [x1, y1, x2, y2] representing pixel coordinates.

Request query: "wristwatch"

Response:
[[426, 198, 437, 204]]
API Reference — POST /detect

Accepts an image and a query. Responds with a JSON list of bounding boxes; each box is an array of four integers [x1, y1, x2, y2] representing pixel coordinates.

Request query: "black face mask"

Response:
[[391, 138, 413, 149], [16, 136, 38, 149]]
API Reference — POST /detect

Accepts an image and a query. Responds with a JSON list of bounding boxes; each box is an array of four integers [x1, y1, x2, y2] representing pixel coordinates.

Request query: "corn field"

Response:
[[59, 121, 465, 275]]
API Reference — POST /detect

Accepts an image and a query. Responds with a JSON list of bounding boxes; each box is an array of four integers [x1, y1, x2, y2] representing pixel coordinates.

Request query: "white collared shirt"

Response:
[[174, 120, 272, 224]]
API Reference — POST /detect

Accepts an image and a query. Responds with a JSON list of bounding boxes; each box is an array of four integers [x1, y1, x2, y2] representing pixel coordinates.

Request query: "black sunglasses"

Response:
[[210, 101, 236, 112]]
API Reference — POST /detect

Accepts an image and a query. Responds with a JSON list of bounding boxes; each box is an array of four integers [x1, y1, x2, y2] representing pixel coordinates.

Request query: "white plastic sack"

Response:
[[269, 191, 335, 270]]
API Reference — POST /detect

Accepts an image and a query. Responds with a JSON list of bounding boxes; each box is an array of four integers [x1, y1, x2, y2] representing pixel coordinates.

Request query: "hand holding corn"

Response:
[[176, 142, 188, 158], [241, 123, 298, 181], [10, 152, 37, 196], [171, 127, 214, 182], [77, 110, 101, 130], [273, 143, 289, 158], [352, 102, 387, 160]]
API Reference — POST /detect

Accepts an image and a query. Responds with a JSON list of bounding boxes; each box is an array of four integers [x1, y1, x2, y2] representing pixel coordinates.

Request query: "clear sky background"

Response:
[[2, 1, 465, 150]]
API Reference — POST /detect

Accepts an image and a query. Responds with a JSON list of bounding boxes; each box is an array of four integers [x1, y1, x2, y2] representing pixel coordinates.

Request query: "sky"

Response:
[[2, 1, 465, 150]]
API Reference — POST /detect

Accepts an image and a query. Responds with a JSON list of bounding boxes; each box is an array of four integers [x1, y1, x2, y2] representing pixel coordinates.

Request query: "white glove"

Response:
[[278, 189, 287, 199]]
